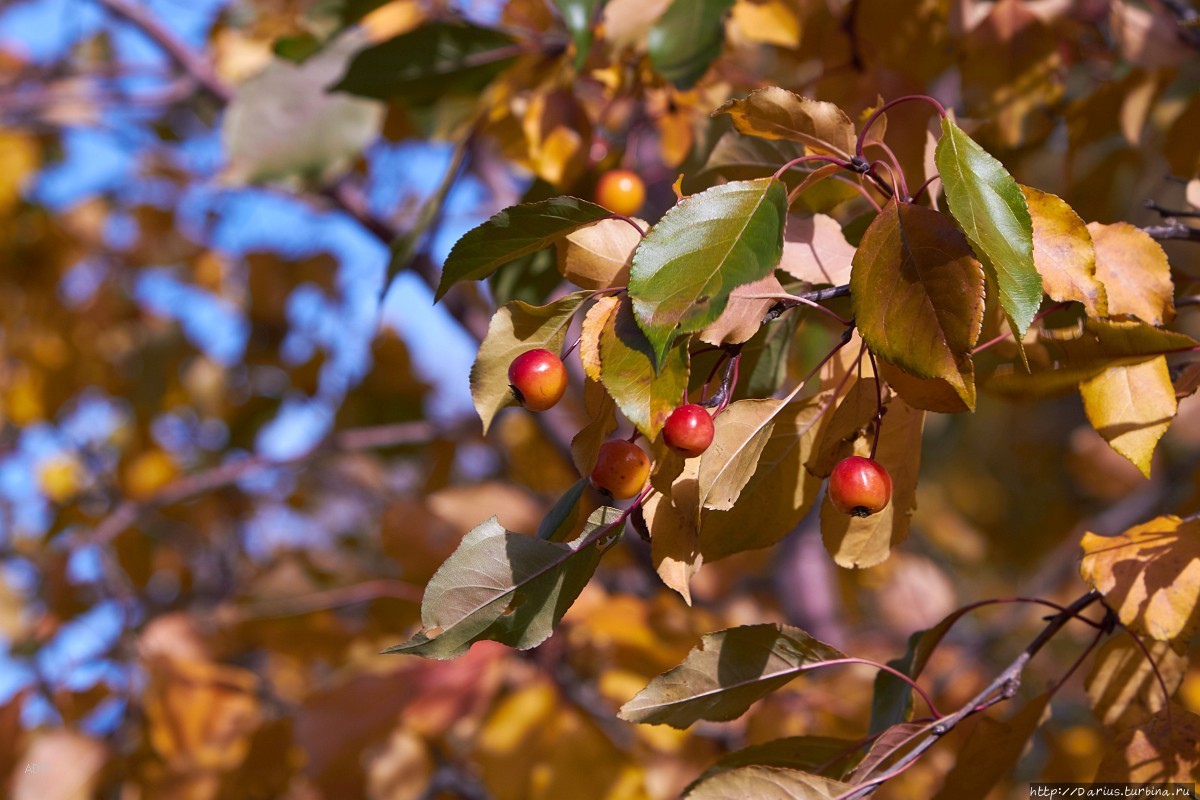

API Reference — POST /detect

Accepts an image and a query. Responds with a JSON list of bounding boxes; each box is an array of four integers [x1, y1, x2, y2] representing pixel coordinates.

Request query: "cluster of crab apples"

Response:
[[507, 348, 892, 516]]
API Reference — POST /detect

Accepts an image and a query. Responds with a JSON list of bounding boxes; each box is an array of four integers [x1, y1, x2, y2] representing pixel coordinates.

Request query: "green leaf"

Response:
[[384, 506, 622, 659], [685, 765, 852, 799], [618, 623, 844, 727], [699, 398, 828, 560], [488, 247, 562, 306], [470, 291, 589, 433], [536, 478, 589, 541], [683, 736, 863, 795], [599, 297, 691, 439], [648, 0, 736, 89], [630, 178, 787, 368], [935, 117, 1041, 335], [553, 0, 603, 68], [222, 34, 384, 185], [437, 197, 611, 299], [330, 22, 519, 104], [851, 201, 985, 409], [712, 88, 856, 157]]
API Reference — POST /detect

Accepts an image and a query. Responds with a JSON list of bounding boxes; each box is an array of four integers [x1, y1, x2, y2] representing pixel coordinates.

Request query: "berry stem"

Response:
[[605, 213, 646, 237], [740, 293, 853, 327], [561, 334, 582, 359], [867, 349, 884, 460]]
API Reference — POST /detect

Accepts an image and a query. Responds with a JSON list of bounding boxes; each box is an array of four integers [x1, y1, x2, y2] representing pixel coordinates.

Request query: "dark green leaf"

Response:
[[599, 297, 691, 439], [935, 117, 1041, 335], [536, 478, 589, 541], [648, 0, 736, 89], [630, 178, 787, 369], [736, 314, 800, 400], [470, 292, 590, 433], [488, 247, 562, 306], [850, 201, 984, 409], [553, 0, 603, 68], [331, 22, 519, 104], [618, 623, 844, 727], [384, 506, 622, 659], [437, 197, 611, 299]]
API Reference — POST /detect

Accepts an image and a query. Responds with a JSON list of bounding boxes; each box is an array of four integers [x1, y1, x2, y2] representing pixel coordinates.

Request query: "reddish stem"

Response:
[[867, 349, 884, 460], [798, 658, 942, 718], [856, 95, 948, 158], [972, 302, 1070, 355], [606, 213, 646, 236], [911, 174, 941, 204], [773, 154, 855, 182], [865, 141, 909, 200]]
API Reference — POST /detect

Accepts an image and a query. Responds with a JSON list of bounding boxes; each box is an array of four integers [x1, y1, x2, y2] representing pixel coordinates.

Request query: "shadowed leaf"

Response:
[[931, 694, 1051, 800], [1086, 632, 1186, 730], [385, 507, 622, 658], [684, 736, 863, 795], [1094, 706, 1200, 782], [713, 88, 856, 157], [699, 399, 782, 510], [618, 623, 844, 727], [685, 765, 852, 799], [645, 457, 702, 604], [599, 297, 691, 438]]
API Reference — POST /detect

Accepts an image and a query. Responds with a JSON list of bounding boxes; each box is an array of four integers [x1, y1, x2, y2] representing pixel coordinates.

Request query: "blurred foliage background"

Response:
[[0, 0, 1198, 797]]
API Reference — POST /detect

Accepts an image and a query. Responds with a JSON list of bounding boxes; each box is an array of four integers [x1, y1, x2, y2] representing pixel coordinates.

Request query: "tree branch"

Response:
[[838, 590, 1103, 799], [1143, 218, 1200, 243]]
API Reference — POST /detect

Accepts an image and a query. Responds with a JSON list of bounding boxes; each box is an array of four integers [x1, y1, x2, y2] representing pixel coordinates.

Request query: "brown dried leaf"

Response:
[[557, 218, 644, 290], [699, 273, 785, 346], [778, 214, 855, 286]]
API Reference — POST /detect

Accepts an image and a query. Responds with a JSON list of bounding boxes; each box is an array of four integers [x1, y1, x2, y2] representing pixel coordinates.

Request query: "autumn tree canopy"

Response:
[[1, 0, 1199, 797]]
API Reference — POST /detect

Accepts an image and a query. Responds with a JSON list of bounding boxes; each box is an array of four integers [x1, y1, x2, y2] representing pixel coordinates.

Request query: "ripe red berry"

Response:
[[828, 456, 893, 517], [590, 439, 651, 500], [663, 404, 715, 458], [595, 169, 646, 217], [508, 349, 568, 412]]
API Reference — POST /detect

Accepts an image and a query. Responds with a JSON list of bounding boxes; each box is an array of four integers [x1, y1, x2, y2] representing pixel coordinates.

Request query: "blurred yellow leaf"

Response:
[[1086, 632, 1185, 729], [123, 449, 180, 501], [732, 0, 802, 48], [1094, 706, 1200, 782], [1080, 356, 1176, 478], [361, 0, 424, 42], [1080, 515, 1200, 644], [0, 128, 38, 214], [38, 455, 84, 503], [13, 730, 108, 800]]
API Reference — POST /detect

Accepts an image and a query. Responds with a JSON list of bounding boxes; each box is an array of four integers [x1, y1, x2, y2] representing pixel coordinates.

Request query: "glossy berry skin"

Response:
[[828, 456, 893, 517], [663, 404, 716, 458], [590, 440, 651, 500], [508, 349, 568, 412], [595, 169, 646, 217]]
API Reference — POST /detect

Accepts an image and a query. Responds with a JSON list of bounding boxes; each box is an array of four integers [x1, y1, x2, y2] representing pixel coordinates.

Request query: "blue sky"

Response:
[[0, 0, 515, 726]]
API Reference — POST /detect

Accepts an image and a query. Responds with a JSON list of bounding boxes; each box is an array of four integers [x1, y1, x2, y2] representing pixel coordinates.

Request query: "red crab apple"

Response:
[[595, 169, 646, 217], [508, 349, 567, 412], [590, 439, 651, 500], [663, 404, 716, 458], [829, 456, 893, 517]]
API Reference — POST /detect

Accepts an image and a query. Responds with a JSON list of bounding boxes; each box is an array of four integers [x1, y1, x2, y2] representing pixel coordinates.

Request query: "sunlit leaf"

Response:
[[851, 201, 984, 409], [557, 217, 642, 289], [1094, 706, 1200, 783], [713, 88, 856, 157], [936, 117, 1041, 335], [571, 378, 619, 476], [648, 0, 736, 88], [438, 198, 611, 298], [470, 292, 589, 434], [1080, 515, 1200, 644], [599, 296, 691, 439], [1087, 222, 1175, 326], [630, 178, 787, 368], [699, 399, 781, 510], [1086, 632, 1186, 730], [685, 765, 852, 799], [331, 22, 519, 103], [1079, 356, 1177, 478], [580, 295, 619, 382], [1021, 185, 1106, 317], [699, 273, 784, 346], [386, 507, 622, 658], [700, 398, 828, 560], [618, 623, 845, 727], [778, 214, 855, 286]]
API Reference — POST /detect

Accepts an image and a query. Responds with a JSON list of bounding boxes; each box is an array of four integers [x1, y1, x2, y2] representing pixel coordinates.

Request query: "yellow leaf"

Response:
[[558, 221, 642, 291], [645, 457, 702, 604], [1086, 632, 1185, 729], [1087, 222, 1174, 326], [1094, 705, 1200, 782], [123, 449, 180, 501], [1080, 514, 1200, 644], [38, 456, 84, 503], [601, 0, 674, 53], [656, 111, 694, 168], [1080, 356, 1176, 477], [1021, 185, 1107, 317], [580, 295, 620, 382], [361, 0, 424, 42], [0, 129, 37, 214], [698, 273, 784, 346], [731, 0, 801, 48]]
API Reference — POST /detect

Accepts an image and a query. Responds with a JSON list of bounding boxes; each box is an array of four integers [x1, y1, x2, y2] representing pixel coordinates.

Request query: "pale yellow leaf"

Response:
[[1021, 185, 1107, 317], [778, 214, 855, 286], [645, 457, 703, 604], [1086, 632, 1186, 729], [1080, 514, 1200, 643], [558, 219, 642, 290], [601, 0, 673, 52], [580, 295, 620, 381], [698, 399, 783, 510], [1080, 356, 1176, 477], [731, 0, 801, 48], [1094, 706, 1200, 782], [698, 274, 784, 346], [1088, 222, 1174, 326]]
